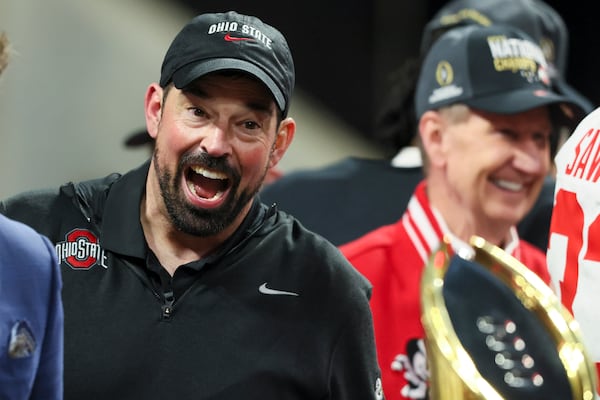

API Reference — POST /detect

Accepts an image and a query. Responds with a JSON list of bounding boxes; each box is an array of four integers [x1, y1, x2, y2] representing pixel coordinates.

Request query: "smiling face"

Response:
[[421, 104, 552, 242], [144, 72, 294, 238]]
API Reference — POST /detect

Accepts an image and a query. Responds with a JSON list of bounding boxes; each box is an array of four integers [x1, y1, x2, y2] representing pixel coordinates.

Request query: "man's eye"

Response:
[[191, 108, 206, 117], [243, 121, 260, 129]]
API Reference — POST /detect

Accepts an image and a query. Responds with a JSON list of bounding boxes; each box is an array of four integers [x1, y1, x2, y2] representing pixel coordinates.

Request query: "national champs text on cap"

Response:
[[415, 24, 582, 120], [419, 0, 592, 114]]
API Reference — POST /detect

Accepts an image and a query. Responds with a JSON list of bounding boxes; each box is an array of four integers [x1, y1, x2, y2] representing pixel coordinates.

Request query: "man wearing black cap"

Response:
[[260, 0, 592, 251], [0, 12, 383, 399], [340, 24, 583, 400]]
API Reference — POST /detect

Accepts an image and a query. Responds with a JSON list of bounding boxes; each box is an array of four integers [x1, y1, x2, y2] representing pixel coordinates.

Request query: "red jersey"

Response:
[[341, 181, 550, 400], [547, 107, 600, 388]]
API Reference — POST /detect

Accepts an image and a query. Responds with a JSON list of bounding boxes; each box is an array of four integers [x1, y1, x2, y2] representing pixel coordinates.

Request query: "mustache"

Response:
[[179, 151, 238, 179], [177, 152, 242, 186]]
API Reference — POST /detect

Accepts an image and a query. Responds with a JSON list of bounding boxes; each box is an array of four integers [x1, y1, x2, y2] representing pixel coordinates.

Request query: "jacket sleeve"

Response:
[[30, 235, 64, 400]]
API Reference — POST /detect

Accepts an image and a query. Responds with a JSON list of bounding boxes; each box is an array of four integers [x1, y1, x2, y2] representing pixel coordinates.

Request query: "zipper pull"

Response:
[[161, 290, 174, 319]]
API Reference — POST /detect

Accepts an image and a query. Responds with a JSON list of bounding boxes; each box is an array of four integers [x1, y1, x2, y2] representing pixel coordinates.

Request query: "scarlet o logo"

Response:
[[64, 229, 99, 269]]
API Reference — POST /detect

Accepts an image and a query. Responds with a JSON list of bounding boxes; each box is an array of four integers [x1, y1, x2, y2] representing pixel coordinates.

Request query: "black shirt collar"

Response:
[[102, 160, 150, 258]]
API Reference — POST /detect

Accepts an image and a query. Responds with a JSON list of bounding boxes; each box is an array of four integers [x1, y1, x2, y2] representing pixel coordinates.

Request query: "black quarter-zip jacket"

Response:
[[0, 161, 383, 400]]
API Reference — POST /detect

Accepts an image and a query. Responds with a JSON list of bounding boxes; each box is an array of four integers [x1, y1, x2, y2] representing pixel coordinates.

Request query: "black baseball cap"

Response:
[[124, 129, 153, 148], [160, 11, 295, 116], [421, 0, 593, 114], [415, 24, 584, 123]]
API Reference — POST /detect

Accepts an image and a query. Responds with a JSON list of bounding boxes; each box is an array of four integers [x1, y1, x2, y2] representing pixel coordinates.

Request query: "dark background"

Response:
[[173, 1, 598, 144]]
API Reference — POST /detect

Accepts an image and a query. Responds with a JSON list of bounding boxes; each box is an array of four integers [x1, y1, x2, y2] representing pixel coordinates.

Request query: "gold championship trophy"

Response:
[[421, 236, 597, 399]]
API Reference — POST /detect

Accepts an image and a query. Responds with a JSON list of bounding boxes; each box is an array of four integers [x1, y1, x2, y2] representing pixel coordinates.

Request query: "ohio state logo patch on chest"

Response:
[[55, 228, 108, 270]]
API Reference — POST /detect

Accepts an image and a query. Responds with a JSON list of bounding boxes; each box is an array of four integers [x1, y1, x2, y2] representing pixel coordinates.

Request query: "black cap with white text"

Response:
[[160, 11, 295, 116]]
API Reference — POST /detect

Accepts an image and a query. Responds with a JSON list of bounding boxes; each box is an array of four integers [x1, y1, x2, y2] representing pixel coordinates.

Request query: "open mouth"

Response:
[[492, 179, 524, 192], [186, 165, 230, 201]]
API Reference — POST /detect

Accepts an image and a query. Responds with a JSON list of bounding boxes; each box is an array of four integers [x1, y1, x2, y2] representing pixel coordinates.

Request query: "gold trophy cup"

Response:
[[421, 236, 597, 399]]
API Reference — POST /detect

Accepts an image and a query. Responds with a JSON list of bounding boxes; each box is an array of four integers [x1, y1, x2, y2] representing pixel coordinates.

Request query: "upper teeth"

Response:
[[191, 166, 226, 180], [495, 179, 523, 192]]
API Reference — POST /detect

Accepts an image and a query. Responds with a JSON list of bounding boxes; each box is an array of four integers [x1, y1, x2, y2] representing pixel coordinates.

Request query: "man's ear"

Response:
[[268, 117, 296, 169], [144, 83, 164, 139], [418, 110, 446, 168]]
